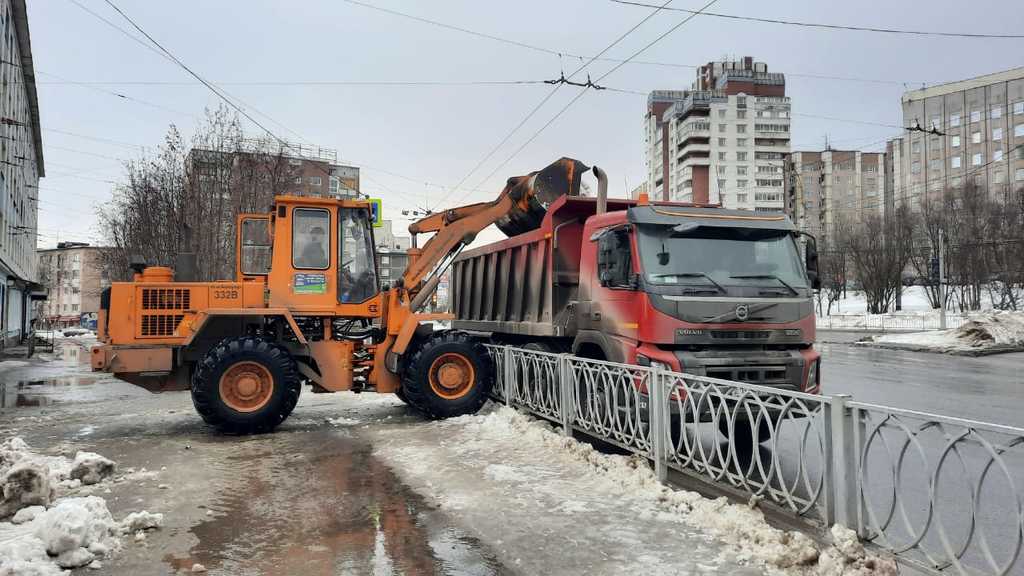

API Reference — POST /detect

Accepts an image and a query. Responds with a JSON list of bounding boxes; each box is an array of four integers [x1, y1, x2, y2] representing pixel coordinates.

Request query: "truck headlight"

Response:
[[637, 354, 671, 372], [650, 360, 671, 372], [807, 360, 819, 390]]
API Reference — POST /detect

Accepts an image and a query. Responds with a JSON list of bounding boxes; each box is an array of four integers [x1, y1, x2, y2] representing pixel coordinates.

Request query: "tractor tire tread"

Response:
[[401, 331, 492, 420]]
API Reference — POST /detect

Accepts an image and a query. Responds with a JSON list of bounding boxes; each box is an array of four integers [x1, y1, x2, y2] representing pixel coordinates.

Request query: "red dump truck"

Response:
[[449, 166, 822, 397]]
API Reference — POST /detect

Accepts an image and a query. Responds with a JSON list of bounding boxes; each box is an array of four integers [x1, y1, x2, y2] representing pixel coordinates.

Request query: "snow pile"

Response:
[[0, 438, 164, 574], [444, 406, 896, 576], [871, 310, 1024, 354]]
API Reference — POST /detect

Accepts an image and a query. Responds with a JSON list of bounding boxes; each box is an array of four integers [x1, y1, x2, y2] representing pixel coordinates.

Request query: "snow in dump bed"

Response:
[[871, 310, 1024, 352], [0, 438, 164, 575], [374, 405, 896, 576]]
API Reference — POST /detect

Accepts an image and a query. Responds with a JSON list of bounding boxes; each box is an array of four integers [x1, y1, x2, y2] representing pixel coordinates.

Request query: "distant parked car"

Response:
[[61, 328, 90, 337]]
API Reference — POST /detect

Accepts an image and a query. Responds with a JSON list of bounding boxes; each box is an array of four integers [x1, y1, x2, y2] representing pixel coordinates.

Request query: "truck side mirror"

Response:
[[800, 232, 821, 290]]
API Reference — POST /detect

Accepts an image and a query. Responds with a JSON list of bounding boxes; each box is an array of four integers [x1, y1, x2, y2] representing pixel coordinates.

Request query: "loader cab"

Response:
[[238, 195, 382, 316]]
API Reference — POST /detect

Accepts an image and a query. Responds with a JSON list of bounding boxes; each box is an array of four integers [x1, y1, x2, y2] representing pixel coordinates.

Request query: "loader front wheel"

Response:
[[191, 337, 301, 434], [402, 332, 492, 419]]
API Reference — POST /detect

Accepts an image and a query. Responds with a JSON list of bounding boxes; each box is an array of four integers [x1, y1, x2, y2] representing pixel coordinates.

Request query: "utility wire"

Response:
[[429, 0, 677, 211], [36, 70, 197, 118], [36, 79, 549, 87], [610, 0, 1024, 39], [342, 0, 932, 86], [450, 0, 721, 209], [43, 128, 147, 150]]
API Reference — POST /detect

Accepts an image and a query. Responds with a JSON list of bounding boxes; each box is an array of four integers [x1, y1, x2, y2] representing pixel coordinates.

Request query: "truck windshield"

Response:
[[636, 224, 807, 293]]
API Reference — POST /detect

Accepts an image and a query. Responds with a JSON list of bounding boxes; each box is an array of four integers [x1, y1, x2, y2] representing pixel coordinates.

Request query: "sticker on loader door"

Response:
[[293, 273, 327, 294]]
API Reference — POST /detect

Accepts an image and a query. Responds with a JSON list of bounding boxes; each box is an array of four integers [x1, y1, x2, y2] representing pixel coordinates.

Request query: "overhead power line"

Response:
[[36, 70, 196, 118], [610, 0, 1024, 39], [342, 0, 932, 86], [429, 0, 678, 211], [37, 79, 549, 87], [447, 0, 721, 209]]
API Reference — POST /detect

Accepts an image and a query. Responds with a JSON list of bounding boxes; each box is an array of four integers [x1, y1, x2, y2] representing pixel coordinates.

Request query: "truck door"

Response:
[[589, 226, 640, 357]]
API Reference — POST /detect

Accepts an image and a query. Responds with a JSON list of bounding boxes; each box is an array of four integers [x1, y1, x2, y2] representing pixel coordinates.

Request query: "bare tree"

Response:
[[840, 208, 912, 315]]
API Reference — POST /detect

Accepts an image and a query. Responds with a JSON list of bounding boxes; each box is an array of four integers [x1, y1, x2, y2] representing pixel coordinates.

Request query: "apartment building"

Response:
[[36, 243, 110, 329], [786, 150, 885, 245], [373, 220, 411, 289], [887, 66, 1024, 209], [0, 0, 44, 346], [644, 57, 791, 212]]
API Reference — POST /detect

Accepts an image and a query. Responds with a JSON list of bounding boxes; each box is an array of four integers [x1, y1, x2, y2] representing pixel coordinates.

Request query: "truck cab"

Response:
[[575, 204, 820, 394]]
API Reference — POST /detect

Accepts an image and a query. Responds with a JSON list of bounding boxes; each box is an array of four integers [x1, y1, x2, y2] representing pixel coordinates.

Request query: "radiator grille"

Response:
[[141, 288, 191, 310], [140, 314, 184, 337], [710, 330, 771, 340]]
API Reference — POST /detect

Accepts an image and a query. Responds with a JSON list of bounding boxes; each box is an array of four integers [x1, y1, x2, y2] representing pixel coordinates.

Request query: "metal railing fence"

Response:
[[483, 344, 1024, 576], [816, 313, 971, 332]]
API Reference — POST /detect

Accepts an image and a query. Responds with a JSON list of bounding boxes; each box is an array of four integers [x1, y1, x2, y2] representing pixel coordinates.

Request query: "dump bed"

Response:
[[450, 196, 635, 337]]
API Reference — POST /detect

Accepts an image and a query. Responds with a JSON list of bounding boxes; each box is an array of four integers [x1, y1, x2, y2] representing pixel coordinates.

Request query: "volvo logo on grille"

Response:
[[735, 304, 750, 322]]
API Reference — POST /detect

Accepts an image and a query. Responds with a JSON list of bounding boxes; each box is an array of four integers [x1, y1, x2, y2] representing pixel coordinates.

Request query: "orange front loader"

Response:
[[92, 158, 590, 433]]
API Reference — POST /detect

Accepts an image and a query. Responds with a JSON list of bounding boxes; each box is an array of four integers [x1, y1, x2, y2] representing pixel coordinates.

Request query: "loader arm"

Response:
[[400, 157, 589, 308]]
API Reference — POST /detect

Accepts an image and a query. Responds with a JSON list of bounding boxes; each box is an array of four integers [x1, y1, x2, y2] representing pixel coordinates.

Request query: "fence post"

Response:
[[502, 346, 513, 405], [827, 393, 858, 529], [650, 368, 668, 482], [559, 354, 573, 437]]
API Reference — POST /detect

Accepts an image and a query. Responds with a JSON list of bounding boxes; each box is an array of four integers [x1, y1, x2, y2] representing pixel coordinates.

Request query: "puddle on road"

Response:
[[0, 341, 145, 409], [164, 431, 505, 576]]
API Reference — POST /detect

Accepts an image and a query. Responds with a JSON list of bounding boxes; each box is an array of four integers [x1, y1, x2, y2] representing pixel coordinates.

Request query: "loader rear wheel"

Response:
[[401, 332, 492, 419], [191, 337, 301, 434]]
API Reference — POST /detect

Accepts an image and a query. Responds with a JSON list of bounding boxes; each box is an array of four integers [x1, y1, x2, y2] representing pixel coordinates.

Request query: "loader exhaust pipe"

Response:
[[593, 165, 608, 214]]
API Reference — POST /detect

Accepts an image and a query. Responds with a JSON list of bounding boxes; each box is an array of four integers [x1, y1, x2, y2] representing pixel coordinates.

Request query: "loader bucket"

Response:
[[495, 157, 589, 237]]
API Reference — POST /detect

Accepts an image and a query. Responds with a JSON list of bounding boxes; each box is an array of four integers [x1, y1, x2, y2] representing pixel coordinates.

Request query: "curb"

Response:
[[854, 341, 1024, 357]]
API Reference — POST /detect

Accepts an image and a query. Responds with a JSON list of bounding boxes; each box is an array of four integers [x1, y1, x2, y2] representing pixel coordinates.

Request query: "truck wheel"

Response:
[[402, 332, 492, 419], [191, 337, 301, 434], [718, 417, 772, 452]]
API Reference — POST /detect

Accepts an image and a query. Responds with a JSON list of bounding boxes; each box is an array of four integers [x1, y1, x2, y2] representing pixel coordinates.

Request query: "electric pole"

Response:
[[939, 228, 946, 330]]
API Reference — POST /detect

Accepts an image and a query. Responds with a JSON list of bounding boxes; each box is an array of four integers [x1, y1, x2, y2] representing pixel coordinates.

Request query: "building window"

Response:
[[994, 170, 1005, 183], [952, 176, 961, 188], [912, 161, 921, 173], [1015, 124, 1024, 137], [736, 124, 747, 134], [736, 151, 747, 161], [736, 110, 747, 119], [930, 116, 940, 130], [717, 179, 727, 190], [950, 113, 960, 127], [974, 174, 984, 185], [381, 256, 390, 265], [1015, 101, 1024, 115], [929, 159, 940, 171], [736, 96, 747, 108], [718, 138, 727, 146], [293, 176, 302, 184], [717, 165, 728, 174], [971, 131, 981, 144], [736, 138, 747, 147], [288, 158, 302, 166], [718, 152, 727, 161], [911, 140, 920, 154], [718, 109, 726, 118], [329, 176, 340, 193], [993, 128, 1002, 141], [736, 166, 747, 175], [718, 124, 727, 133], [994, 149, 1003, 162], [1017, 168, 1024, 182], [991, 107, 1002, 119], [737, 180, 748, 188], [309, 176, 322, 186], [951, 135, 960, 148], [970, 110, 981, 123], [737, 194, 748, 202], [950, 157, 960, 169], [381, 268, 390, 278], [972, 153, 982, 166]]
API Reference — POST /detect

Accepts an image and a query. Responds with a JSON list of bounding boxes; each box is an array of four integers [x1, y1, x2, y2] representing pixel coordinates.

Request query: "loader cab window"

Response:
[[240, 218, 272, 276], [292, 208, 330, 270], [339, 208, 378, 303]]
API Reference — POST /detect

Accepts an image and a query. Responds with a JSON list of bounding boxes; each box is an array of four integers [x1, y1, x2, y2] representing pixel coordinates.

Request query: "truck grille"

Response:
[[710, 330, 770, 340], [140, 314, 184, 337], [706, 365, 791, 388], [142, 288, 191, 310]]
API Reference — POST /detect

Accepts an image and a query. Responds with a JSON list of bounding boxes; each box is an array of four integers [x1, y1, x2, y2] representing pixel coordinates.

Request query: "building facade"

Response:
[[786, 150, 885, 246], [373, 220, 411, 289], [887, 67, 1024, 210], [1, 0, 43, 346], [644, 57, 791, 211], [36, 243, 110, 329]]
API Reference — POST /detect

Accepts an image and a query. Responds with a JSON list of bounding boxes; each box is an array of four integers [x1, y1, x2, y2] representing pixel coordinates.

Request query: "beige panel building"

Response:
[[887, 66, 1024, 209], [36, 244, 111, 329], [786, 150, 885, 246]]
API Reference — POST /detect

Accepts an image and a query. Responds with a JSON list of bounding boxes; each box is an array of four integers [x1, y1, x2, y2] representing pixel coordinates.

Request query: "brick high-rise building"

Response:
[[643, 57, 790, 212], [36, 243, 111, 329]]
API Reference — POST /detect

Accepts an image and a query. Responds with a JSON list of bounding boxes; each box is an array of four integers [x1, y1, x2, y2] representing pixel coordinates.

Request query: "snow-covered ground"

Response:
[[815, 287, 1005, 331], [0, 438, 164, 575], [864, 311, 1024, 355], [369, 402, 897, 576]]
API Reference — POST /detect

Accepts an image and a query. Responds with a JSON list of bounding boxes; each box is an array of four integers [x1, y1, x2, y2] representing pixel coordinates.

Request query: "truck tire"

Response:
[[191, 336, 301, 434], [401, 332, 493, 419]]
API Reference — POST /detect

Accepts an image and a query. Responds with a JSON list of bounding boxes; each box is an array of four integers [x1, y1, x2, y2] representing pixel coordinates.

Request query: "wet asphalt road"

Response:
[[817, 332, 1024, 427]]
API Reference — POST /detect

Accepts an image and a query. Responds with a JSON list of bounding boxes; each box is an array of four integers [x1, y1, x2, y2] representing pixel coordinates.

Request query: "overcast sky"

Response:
[[28, 0, 1024, 248]]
